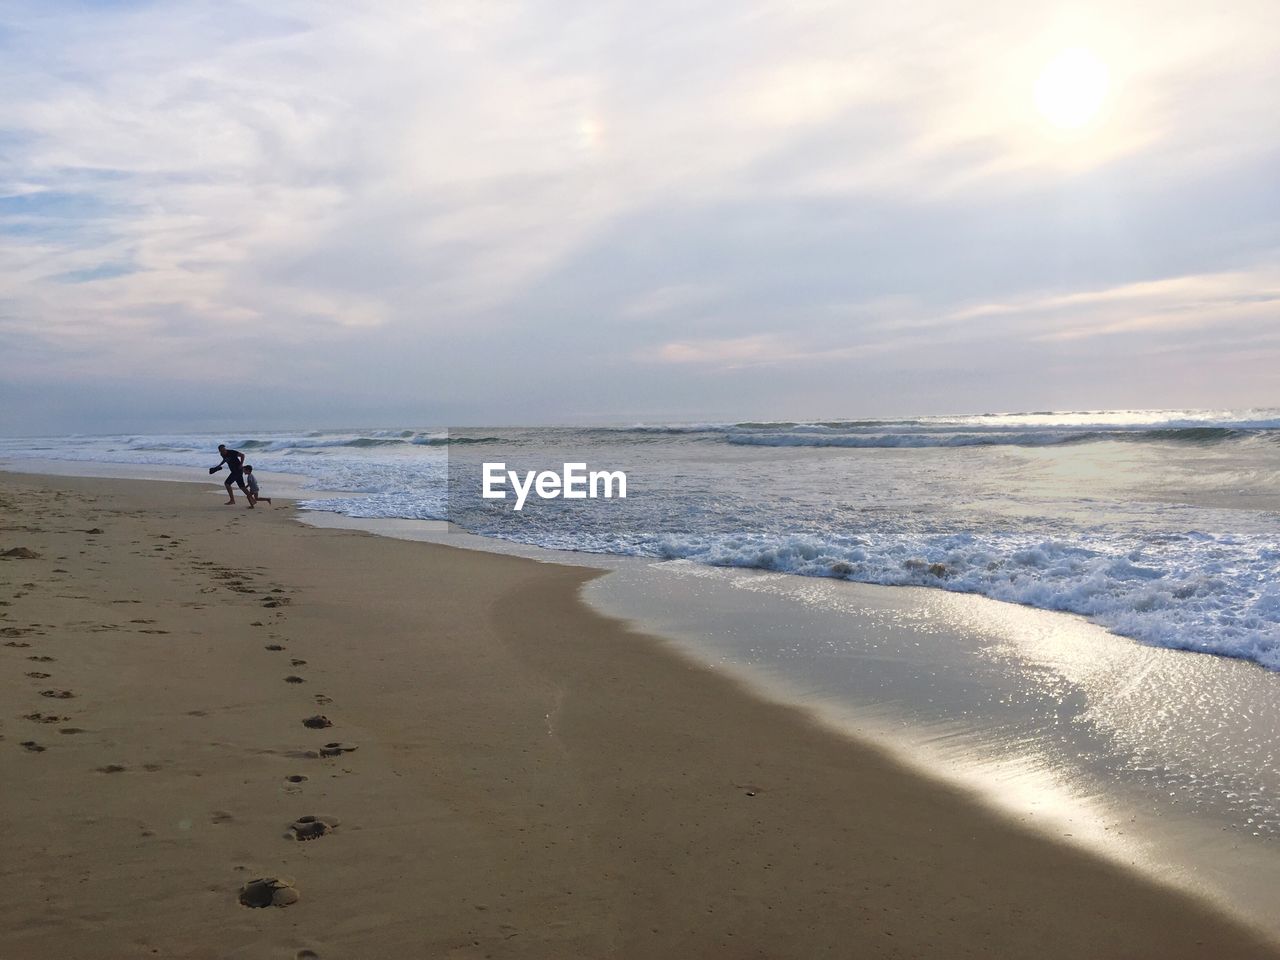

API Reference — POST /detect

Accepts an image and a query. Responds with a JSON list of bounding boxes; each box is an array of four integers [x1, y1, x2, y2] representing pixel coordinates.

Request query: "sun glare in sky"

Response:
[[1034, 47, 1111, 129]]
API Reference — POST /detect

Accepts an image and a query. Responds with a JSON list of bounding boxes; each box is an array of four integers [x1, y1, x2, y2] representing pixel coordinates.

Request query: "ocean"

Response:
[[5, 408, 1278, 670]]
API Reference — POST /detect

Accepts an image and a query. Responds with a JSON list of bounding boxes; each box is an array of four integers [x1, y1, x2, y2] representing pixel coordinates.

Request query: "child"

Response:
[[243, 465, 272, 506]]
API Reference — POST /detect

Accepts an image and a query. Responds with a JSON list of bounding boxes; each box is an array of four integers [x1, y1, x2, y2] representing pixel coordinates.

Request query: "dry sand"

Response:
[[0, 471, 1275, 959]]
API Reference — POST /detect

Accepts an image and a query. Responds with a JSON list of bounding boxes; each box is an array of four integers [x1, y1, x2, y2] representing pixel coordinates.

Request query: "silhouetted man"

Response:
[[212, 443, 253, 507]]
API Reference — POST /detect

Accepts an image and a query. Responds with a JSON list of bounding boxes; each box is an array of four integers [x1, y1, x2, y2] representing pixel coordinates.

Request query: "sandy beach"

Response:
[[1, 470, 1276, 960]]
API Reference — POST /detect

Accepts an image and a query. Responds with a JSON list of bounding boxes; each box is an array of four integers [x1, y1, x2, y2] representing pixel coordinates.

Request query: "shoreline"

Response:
[[1, 471, 1277, 957], [296, 480, 1280, 931]]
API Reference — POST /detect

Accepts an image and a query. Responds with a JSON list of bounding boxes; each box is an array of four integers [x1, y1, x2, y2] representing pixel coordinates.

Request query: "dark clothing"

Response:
[[217, 448, 247, 493], [220, 449, 245, 476]]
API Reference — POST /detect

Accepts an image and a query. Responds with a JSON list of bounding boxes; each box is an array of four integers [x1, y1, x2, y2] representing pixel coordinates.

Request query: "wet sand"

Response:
[[1, 471, 1276, 959]]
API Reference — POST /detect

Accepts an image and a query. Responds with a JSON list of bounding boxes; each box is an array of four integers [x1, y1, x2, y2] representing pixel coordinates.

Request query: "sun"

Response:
[[1034, 47, 1110, 130]]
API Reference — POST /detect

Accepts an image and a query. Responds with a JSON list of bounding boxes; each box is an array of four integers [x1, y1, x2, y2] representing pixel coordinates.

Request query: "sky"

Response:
[[1, 0, 1277, 433]]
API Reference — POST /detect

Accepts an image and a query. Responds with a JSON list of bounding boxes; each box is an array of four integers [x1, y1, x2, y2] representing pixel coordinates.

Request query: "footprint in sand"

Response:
[[265, 644, 285, 651], [286, 774, 308, 783], [27, 655, 56, 662], [40, 689, 75, 699], [287, 741, 357, 760], [210, 810, 234, 824], [287, 815, 340, 841], [59, 728, 84, 735], [97, 764, 127, 773], [284, 675, 305, 684], [290, 659, 307, 667], [19, 741, 46, 752], [25, 671, 52, 679], [238, 877, 300, 908], [24, 712, 67, 724], [313, 694, 332, 705], [302, 715, 332, 729], [4, 641, 31, 648]]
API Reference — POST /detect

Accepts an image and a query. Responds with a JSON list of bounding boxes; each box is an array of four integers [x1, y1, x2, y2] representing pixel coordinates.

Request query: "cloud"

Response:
[[637, 260, 1280, 384], [648, 334, 787, 367], [942, 265, 1280, 342], [645, 332, 893, 369], [0, 0, 1277, 430]]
